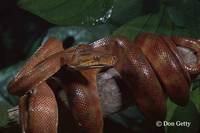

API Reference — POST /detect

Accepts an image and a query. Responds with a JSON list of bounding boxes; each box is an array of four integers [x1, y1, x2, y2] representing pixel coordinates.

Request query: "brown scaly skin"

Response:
[[60, 69, 104, 133], [136, 33, 191, 106], [7, 33, 200, 133], [90, 37, 167, 121], [8, 38, 116, 133]]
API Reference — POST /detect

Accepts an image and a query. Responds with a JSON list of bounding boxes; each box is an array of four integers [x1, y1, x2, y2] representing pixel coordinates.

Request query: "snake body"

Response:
[[8, 38, 115, 133], [90, 36, 167, 121], [8, 33, 200, 133]]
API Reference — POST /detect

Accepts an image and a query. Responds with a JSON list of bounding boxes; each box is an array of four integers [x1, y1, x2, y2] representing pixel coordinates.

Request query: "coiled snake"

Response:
[[7, 33, 200, 133]]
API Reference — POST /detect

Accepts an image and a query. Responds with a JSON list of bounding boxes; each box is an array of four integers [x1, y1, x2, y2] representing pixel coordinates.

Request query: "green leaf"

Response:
[[190, 88, 200, 112], [109, 106, 145, 132], [113, 5, 199, 40], [113, 6, 167, 39], [166, 99, 177, 121], [166, 0, 200, 38], [18, 0, 146, 26], [110, 0, 143, 25], [166, 89, 200, 132], [191, 75, 200, 91], [18, 0, 114, 26], [113, 14, 151, 39], [0, 102, 10, 127], [166, 0, 200, 26], [167, 101, 199, 133]]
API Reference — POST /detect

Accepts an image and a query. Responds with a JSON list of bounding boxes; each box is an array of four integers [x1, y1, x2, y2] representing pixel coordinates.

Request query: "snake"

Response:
[[7, 33, 200, 133], [8, 38, 116, 133]]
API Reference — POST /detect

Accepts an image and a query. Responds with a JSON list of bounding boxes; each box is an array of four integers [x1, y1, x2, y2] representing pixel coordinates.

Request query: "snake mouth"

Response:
[[65, 44, 117, 69], [74, 55, 117, 69], [76, 65, 111, 69]]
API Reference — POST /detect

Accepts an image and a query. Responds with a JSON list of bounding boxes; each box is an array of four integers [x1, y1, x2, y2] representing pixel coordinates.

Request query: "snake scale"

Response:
[[7, 33, 200, 133]]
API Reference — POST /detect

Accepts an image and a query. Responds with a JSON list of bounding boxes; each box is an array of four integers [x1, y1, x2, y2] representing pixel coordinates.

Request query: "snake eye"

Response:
[[112, 56, 117, 64], [94, 56, 100, 61]]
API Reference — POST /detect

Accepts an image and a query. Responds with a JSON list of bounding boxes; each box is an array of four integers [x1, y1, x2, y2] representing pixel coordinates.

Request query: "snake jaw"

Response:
[[67, 45, 117, 69], [70, 54, 117, 69]]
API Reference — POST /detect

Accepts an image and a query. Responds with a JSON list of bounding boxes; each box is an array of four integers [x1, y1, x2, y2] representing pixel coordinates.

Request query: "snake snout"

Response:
[[72, 52, 117, 69], [97, 55, 117, 66]]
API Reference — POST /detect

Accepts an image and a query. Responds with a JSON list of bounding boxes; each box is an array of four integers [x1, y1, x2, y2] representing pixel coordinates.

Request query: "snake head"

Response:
[[64, 44, 117, 69]]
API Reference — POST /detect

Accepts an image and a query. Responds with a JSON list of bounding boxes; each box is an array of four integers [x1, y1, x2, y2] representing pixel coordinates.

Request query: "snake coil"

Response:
[[8, 33, 200, 133]]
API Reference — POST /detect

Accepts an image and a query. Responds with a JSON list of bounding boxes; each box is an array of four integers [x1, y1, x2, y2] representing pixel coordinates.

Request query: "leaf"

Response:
[[166, 99, 177, 121], [113, 6, 167, 39], [113, 14, 151, 39], [166, 88, 200, 132], [110, 0, 143, 25], [113, 5, 198, 40], [167, 101, 199, 133], [166, 0, 200, 38], [0, 101, 10, 127], [166, 0, 200, 26], [190, 88, 200, 112], [18, 0, 114, 26], [18, 0, 146, 26], [109, 106, 145, 132], [191, 75, 200, 91]]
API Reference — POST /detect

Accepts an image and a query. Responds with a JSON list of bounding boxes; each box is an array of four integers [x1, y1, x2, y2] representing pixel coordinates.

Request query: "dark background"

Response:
[[0, 0, 52, 70], [0, 0, 199, 133]]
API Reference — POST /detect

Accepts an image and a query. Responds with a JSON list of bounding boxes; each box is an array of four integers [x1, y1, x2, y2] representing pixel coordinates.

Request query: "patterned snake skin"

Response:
[[7, 33, 200, 133]]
